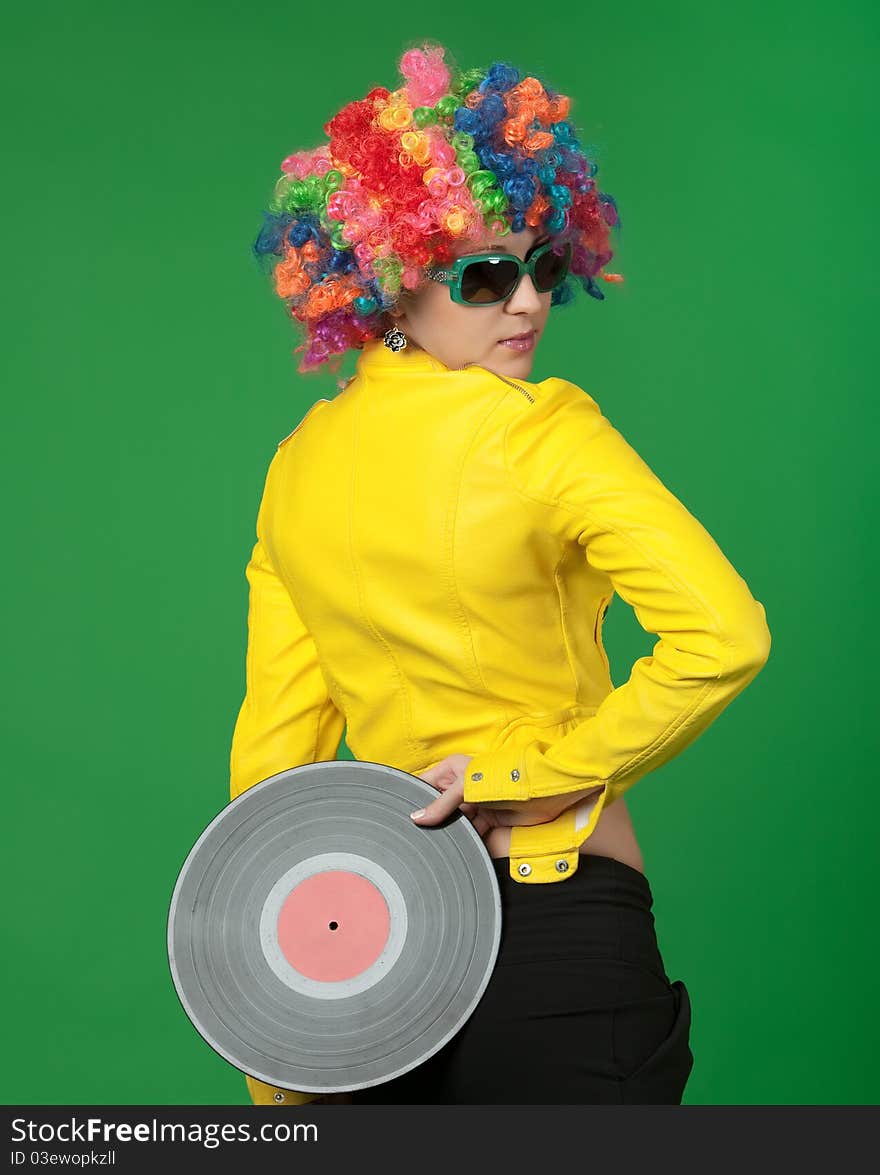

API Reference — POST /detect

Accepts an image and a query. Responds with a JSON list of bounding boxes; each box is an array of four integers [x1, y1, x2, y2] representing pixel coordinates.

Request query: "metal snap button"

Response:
[[510, 769, 520, 781], [555, 859, 570, 873], [273, 1092, 285, 1102], [471, 771, 483, 781], [517, 862, 532, 876]]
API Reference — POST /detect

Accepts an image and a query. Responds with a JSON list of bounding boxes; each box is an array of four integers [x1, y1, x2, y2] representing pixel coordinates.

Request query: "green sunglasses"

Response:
[[425, 239, 573, 306]]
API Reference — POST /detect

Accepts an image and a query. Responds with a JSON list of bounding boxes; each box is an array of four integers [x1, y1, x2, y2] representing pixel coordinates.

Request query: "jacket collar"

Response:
[[355, 336, 464, 379], [351, 335, 541, 400]]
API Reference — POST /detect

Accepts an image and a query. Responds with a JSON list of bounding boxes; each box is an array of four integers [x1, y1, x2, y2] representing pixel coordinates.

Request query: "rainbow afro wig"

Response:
[[252, 40, 623, 374]]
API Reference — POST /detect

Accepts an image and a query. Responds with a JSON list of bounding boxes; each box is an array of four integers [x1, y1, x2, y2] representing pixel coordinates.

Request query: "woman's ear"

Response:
[[390, 286, 417, 324]]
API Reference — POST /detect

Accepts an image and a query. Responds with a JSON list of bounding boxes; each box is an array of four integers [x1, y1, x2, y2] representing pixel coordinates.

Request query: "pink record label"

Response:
[[275, 869, 391, 982]]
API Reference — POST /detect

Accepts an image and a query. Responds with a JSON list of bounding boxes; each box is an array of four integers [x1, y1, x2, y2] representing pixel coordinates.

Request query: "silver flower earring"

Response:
[[383, 325, 407, 352]]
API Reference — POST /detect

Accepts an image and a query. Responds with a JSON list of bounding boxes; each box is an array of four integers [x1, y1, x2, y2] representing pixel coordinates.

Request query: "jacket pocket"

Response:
[[593, 592, 613, 677], [618, 979, 694, 1105]]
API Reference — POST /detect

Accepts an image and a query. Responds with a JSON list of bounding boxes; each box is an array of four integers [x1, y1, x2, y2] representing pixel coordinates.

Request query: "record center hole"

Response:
[[328, 921, 339, 930]]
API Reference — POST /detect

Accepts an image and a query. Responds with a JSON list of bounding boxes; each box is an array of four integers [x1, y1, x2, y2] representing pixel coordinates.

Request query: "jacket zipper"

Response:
[[460, 363, 535, 404], [493, 371, 535, 404]]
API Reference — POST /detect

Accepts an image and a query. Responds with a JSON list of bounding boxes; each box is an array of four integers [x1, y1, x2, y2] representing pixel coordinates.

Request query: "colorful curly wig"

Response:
[[252, 41, 623, 374]]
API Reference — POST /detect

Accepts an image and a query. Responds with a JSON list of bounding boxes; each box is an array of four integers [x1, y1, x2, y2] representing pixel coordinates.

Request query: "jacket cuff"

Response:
[[464, 739, 609, 804], [462, 748, 530, 804]]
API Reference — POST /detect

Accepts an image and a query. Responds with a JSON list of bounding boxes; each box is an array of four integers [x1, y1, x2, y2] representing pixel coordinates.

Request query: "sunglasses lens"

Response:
[[533, 242, 572, 292], [460, 257, 520, 304]]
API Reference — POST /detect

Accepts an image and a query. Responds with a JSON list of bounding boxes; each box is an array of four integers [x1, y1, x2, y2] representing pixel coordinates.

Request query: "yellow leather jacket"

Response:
[[230, 335, 771, 1104]]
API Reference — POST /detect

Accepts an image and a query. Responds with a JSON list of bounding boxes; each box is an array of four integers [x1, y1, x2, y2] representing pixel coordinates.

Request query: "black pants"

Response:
[[353, 854, 694, 1105]]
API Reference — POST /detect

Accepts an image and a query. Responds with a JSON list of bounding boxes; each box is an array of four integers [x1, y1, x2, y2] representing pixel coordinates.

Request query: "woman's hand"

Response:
[[411, 754, 601, 837]]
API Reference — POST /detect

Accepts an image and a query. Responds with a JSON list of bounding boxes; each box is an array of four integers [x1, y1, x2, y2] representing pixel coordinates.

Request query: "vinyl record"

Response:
[[167, 760, 502, 1094]]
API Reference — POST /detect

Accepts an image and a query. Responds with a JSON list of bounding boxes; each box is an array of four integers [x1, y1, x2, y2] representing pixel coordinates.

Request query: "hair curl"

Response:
[[252, 41, 623, 375]]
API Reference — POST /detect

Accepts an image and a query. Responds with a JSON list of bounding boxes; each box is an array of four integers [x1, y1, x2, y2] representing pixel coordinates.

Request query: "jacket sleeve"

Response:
[[462, 378, 772, 807], [229, 445, 346, 802]]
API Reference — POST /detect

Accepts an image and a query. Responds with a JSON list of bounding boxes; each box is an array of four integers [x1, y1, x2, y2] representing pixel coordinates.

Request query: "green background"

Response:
[[3, 1, 876, 1106]]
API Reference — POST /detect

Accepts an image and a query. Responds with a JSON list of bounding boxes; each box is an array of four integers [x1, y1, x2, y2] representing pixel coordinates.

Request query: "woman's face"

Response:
[[387, 225, 553, 377]]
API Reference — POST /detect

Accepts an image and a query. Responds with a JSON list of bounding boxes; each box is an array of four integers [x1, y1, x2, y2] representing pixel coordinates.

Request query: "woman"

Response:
[[233, 42, 771, 1105]]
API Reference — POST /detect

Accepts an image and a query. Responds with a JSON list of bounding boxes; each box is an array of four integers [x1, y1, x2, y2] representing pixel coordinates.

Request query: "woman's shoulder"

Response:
[[504, 372, 609, 451], [503, 373, 652, 508], [534, 373, 604, 414]]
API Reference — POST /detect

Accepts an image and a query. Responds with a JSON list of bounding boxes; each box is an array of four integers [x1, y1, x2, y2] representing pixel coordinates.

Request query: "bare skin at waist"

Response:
[[483, 791, 645, 875]]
